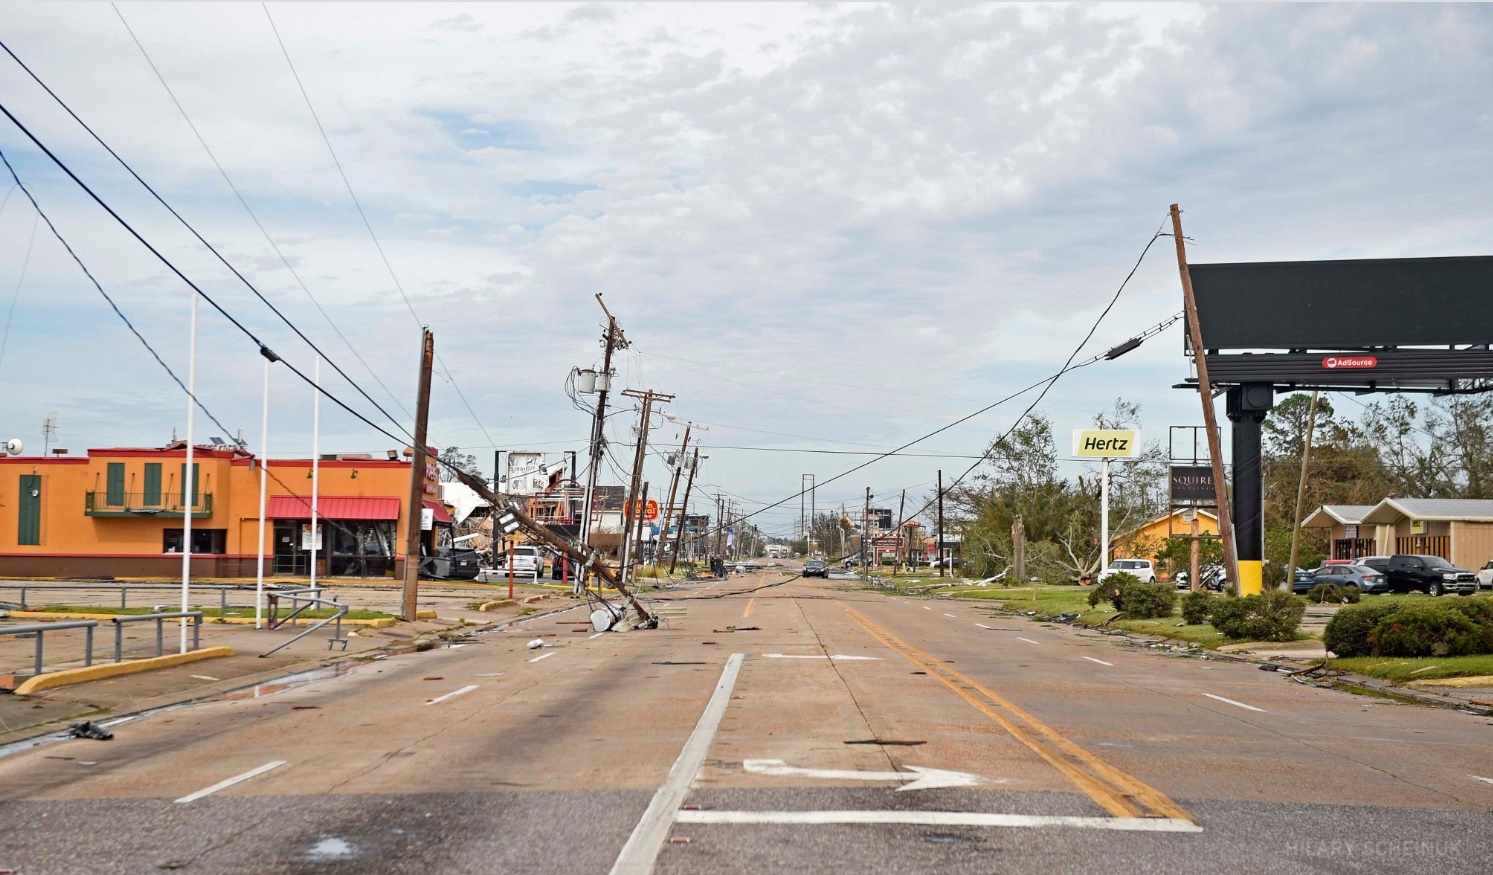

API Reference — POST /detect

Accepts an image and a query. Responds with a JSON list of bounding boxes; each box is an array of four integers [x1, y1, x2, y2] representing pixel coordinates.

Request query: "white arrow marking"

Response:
[[1203, 693, 1265, 712], [1083, 657, 1114, 667], [744, 758, 985, 792], [762, 653, 883, 661], [676, 810, 1199, 832]]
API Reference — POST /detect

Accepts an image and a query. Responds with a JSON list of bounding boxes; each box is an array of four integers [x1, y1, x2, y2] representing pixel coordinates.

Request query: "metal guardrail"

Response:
[[0, 582, 237, 614], [111, 612, 203, 662], [261, 587, 349, 656], [1, 620, 97, 677]]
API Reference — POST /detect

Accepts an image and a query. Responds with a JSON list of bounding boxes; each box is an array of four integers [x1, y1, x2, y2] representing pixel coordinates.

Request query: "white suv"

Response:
[[1097, 558, 1157, 583], [489, 545, 543, 578]]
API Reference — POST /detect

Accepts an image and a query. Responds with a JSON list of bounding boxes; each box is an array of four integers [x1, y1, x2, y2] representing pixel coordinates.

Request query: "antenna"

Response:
[[41, 413, 58, 456]]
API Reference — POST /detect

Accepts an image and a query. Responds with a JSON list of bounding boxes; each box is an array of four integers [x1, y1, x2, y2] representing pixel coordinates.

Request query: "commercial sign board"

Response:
[[1169, 465, 1216, 504], [1071, 429, 1140, 459]]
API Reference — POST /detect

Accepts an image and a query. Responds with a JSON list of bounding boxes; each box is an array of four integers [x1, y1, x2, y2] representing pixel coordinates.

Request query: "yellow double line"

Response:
[[839, 601, 1192, 822]]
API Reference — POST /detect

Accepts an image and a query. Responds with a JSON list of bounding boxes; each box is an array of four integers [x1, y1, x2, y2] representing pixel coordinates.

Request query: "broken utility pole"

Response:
[[401, 328, 434, 621], [1171, 203, 1243, 594], [659, 424, 691, 573], [669, 447, 700, 574]]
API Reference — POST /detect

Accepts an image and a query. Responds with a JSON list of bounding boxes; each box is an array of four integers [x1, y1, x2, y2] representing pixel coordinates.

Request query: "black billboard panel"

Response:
[[1190, 255, 1493, 350]]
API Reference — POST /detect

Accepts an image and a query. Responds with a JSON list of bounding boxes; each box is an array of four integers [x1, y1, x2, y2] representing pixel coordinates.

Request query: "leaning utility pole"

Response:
[[580, 295, 628, 582], [896, 489, 907, 569], [618, 389, 672, 583], [401, 329, 434, 621], [670, 447, 700, 574], [1172, 203, 1242, 593], [1286, 390, 1321, 588], [659, 424, 691, 572], [862, 487, 872, 578]]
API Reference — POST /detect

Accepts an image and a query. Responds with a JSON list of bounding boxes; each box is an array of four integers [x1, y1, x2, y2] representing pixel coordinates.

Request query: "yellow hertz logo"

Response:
[[1072, 429, 1139, 458]]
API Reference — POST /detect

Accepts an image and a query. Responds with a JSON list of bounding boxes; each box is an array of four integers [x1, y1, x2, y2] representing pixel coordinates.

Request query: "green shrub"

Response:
[[1119, 580, 1177, 619], [1323, 601, 1401, 658], [1306, 582, 1360, 604], [1208, 590, 1305, 641], [1180, 589, 1214, 625], [1450, 597, 1493, 652], [1088, 572, 1138, 609], [1371, 602, 1483, 657]]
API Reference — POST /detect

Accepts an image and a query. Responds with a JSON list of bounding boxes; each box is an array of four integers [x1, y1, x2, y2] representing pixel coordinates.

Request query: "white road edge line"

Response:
[[1203, 693, 1265, 713], [1016, 637, 1040, 645], [589, 632, 606, 640], [174, 760, 286, 804], [529, 651, 557, 663], [610, 653, 744, 875], [1083, 657, 1115, 667], [426, 684, 480, 706], [675, 811, 1201, 832]]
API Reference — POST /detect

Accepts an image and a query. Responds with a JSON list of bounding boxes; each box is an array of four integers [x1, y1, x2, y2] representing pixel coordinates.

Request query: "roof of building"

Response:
[[1301, 504, 1378, 528], [1360, 497, 1493, 524]]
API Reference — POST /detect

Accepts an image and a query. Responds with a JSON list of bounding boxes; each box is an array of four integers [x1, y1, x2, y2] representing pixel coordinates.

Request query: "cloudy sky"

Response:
[[1, 2, 1490, 540]]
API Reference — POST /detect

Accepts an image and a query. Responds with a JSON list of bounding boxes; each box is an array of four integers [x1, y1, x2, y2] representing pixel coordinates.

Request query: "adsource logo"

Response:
[[1322, 355, 1378, 370]]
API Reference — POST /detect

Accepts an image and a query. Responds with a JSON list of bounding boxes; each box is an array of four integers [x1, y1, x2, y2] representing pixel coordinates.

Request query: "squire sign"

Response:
[[1071, 429, 1140, 459]]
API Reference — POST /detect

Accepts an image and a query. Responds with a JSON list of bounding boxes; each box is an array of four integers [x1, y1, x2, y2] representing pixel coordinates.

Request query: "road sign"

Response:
[[1071, 429, 1139, 458]]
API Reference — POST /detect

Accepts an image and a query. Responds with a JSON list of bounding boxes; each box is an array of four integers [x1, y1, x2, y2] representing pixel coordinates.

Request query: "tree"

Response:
[[438, 447, 482, 483]]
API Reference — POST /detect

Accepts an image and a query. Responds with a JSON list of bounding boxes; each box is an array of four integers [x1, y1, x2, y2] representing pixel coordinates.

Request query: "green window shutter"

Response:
[[143, 463, 162, 506], [179, 462, 200, 506], [106, 463, 125, 505], [18, 474, 40, 545]]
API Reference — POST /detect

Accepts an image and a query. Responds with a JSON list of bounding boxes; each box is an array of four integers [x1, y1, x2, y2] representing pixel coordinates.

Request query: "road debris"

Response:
[[67, 721, 113, 741]]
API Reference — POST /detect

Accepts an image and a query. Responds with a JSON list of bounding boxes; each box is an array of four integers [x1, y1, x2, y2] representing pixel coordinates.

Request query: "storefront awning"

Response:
[[423, 500, 454, 525], [267, 495, 401, 521]]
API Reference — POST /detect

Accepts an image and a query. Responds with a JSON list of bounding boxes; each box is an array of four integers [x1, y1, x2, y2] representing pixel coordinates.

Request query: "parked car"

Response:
[[1309, 563, 1388, 594], [1289, 569, 1318, 594], [1098, 559, 1157, 583], [1382, 554, 1478, 596], [1174, 565, 1227, 592], [490, 545, 543, 578], [1477, 560, 1493, 591], [802, 559, 829, 578]]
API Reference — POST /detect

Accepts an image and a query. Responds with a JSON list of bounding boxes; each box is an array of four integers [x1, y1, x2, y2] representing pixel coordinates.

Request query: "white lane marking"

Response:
[[174, 760, 286, 804], [426, 684, 480, 706], [943, 613, 957, 618], [1083, 657, 1115, 667], [975, 623, 991, 629], [609, 653, 744, 875], [1473, 775, 1493, 785], [588, 632, 606, 640], [1203, 693, 1265, 713], [923, 606, 931, 610], [744, 758, 986, 791], [190, 675, 219, 681], [1016, 637, 1040, 645], [675, 810, 1201, 832], [762, 654, 883, 661], [529, 651, 557, 663]]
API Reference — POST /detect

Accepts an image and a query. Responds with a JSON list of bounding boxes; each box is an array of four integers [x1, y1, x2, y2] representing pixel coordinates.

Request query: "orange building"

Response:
[[0, 441, 450, 579]]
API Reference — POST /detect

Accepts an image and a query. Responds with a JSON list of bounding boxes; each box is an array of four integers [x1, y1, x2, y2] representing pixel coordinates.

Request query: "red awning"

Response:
[[423, 499, 454, 525], [266, 495, 401, 521]]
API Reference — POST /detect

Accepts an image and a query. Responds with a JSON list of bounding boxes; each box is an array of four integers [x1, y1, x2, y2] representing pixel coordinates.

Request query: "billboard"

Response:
[[1190, 256, 1493, 350], [1169, 466, 1216, 504]]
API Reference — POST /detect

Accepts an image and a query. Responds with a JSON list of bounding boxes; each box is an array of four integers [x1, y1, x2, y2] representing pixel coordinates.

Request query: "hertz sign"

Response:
[[1070, 429, 1140, 459]]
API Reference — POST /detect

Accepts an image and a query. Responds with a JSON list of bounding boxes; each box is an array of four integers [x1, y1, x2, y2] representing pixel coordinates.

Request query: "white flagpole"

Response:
[[310, 357, 321, 596], [180, 290, 198, 653], [255, 353, 271, 629]]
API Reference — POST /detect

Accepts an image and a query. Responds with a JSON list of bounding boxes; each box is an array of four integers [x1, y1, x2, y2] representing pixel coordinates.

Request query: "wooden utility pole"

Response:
[[579, 295, 627, 587], [937, 470, 945, 578], [1172, 203, 1242, 593], [862, 487, 871, 578], [1012, 514, 1025, 583], [670, 447, 700, 574], [896, 489, 907, 570], [1189, 511, 1202, 592], [1286, 390, 1320, 587], [631, 482, 650, 577], [617, 389, 672, 583], [659, 425, 690, 573], [401, 328, 434, 621]]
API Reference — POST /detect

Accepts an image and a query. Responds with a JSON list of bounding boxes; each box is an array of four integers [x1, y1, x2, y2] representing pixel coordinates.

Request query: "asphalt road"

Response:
[[1, 570, 1490, 874]]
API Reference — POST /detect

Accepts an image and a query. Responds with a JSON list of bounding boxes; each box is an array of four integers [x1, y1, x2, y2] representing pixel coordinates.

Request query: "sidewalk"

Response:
[[0, 584, 583, 745]]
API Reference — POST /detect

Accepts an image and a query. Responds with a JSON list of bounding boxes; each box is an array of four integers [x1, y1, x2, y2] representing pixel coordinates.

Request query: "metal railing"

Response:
[[0, 582, 237, 615], [111, 612, 203, 662], [84, 490, 213, 517], [1, 620, 97, 677], [261, 587, 349, 656]]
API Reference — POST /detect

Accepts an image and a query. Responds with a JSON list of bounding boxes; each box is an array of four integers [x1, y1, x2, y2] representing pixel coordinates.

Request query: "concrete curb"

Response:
[[8, 611, 398, 628], [13, 646, 235, 696]]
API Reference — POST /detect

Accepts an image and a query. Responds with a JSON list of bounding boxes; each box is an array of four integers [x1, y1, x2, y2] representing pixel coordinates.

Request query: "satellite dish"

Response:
[[3, 438, 22, 456]]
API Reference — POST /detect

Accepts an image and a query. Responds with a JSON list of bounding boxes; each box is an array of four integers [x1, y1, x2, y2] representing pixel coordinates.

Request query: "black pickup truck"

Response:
[[1378, 554, 1478, 596]]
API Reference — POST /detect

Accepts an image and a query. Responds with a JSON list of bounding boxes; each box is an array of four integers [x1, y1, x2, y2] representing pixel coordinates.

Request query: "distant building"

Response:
[[1304, 497, 1493, 567]]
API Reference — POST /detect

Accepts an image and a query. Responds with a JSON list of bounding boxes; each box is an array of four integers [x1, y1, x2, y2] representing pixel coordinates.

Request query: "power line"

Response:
[[0, 37, 415, 444], [0, 208, 37, 380], [260, 3, 497, 451], [105, 7, 416, 426]]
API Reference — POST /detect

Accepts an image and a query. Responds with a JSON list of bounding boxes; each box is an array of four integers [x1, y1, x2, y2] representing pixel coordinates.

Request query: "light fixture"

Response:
[[30, 488, 39, 498], [351, 470, 359, 479], [387, 450, 399, 460]]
